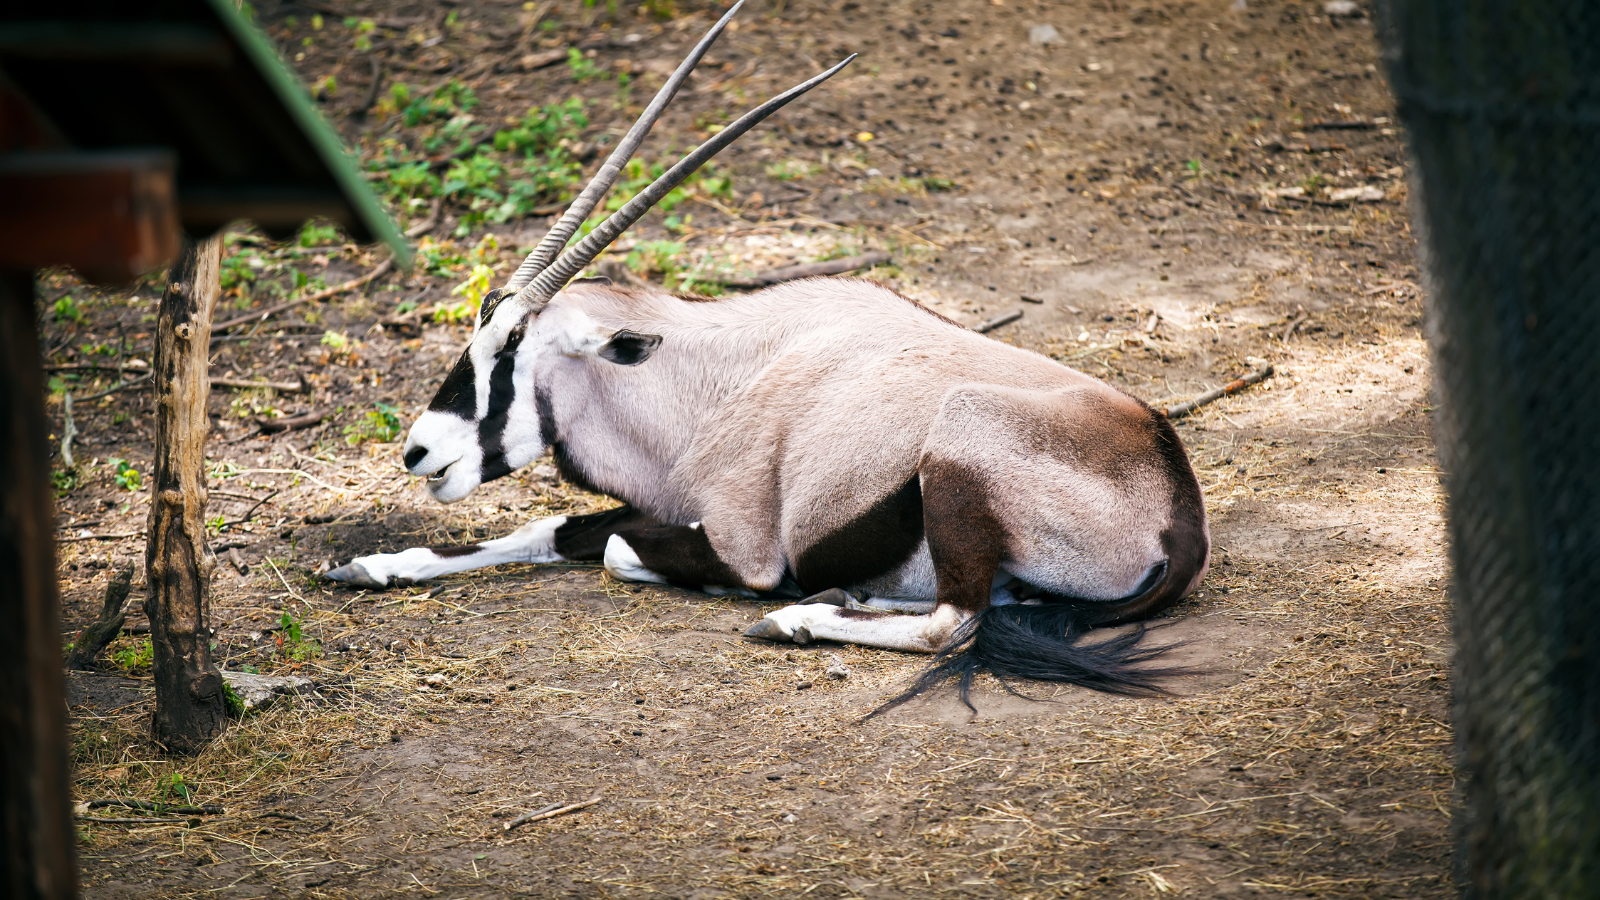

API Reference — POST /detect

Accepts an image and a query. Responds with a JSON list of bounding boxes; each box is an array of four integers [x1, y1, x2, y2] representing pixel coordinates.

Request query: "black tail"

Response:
[[865, 603, 1190, 719]]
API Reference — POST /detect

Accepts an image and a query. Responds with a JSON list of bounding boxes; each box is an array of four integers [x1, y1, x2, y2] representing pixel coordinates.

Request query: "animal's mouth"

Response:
[[426, 463, 452, 484]]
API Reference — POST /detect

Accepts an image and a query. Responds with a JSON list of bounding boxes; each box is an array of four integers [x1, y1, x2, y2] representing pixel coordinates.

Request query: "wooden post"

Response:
[[145, 236, 228, 753], [0, 270, 78, 899]]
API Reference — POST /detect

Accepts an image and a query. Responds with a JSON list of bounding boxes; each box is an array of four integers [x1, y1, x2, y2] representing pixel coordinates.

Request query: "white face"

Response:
[[401, 290, 660, 504], [402, 291, 547, 504]]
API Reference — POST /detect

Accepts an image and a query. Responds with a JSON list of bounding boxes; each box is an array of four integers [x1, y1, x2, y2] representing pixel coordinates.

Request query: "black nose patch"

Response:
[[403, 445, 428, 471]]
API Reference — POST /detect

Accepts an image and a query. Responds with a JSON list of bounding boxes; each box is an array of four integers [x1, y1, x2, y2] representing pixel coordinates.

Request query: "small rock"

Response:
[[1028, 24, 1060, 45], [1324, 0, 1362, 15], [222, 670, 314, 712], [423, 673, 448, 687], [782, 813, 798, 824], [825, 655, 851, 680]]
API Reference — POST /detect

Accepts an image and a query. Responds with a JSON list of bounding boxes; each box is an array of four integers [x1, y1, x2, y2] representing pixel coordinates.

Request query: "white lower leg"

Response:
[[745, 603, 969, 652], [324, 516, 569, 587]]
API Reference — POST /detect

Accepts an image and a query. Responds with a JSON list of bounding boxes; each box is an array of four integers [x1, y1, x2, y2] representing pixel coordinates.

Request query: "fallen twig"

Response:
[[1164, 366, 1275, 419], [212, 376, 309, 393], [76, 816, 190, 826], [357, 52, 384, 118], [58, 531, 146, 543], [405, 197, 444, 239], [975, 309, 1024, 334], [59, 392, 78, 467], [212, 257, 395, 335], [708, 252, 891, 288], [86, 799, 223, 815], [503, 796, 602, 832], [255, 410, 325, 436], [223, 490, 282, 528], [73, 373, 153, 403], [1280, 310, 1308, 343]]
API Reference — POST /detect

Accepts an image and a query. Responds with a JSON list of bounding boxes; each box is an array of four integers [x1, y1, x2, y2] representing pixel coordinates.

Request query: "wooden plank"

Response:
[[0, 151, 179, 284]]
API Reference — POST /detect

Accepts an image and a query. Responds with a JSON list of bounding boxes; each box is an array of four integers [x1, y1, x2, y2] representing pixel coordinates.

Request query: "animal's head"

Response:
[[399, 3, 853, 503]]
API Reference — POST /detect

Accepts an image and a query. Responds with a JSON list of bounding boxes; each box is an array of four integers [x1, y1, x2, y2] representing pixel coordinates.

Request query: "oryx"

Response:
[[326, 2, 1209, 708]]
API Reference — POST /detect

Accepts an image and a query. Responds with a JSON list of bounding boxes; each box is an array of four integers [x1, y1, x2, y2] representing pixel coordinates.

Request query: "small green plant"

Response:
[[50, 468, 81, 496], [626, 241, 686, 289], [766, 159, 822, 182], [298, 221, 341, 247], [223, 682, 247, 718], [445, 263, 495, 319], [53, 294, 87, 324], [111, 637, 153, 672], [399, 80, 478, 127], [108, 458, 143, 492], [277, 608, 321, 661], [320, 330, 349, 351], [345, 402, 403, 445], [159, 773, 192, 804], [1300, 172, 1327, 194], [80, 341, 117, 357], [206, 513, 226, 535], [566, 47, 608, 82]]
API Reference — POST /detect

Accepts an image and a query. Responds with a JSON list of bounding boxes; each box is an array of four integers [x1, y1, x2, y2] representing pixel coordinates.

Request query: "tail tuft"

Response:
[[866, 603, 1189, 719]]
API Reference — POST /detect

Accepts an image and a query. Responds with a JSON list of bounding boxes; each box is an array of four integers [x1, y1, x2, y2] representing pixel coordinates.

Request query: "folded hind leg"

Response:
[[743, 458, 999, 651], [603, 524, 766, 596], [324, 505, 656, 588]]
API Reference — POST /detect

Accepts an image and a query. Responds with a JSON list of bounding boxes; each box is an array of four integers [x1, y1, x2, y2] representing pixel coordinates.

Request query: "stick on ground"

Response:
[[211, 257, 394, 335], [503, 796, 602, 832], [709, 252, 891, 288], [1164, 366, 1274, 419], [976, 309, 1024, 334]]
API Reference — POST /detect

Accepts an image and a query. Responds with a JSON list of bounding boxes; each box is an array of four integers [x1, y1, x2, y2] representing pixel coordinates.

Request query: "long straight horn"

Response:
[[518, 54, 857, 307], [500, 0, 746, 295]]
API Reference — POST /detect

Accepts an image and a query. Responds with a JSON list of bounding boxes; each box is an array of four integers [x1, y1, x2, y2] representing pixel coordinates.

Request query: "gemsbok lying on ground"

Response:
[[326, 1, 1210, 710]]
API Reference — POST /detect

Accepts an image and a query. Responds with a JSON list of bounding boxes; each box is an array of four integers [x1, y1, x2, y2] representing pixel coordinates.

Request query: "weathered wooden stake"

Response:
[[145, 236, 227, 753], [0, 270, 78, 900]]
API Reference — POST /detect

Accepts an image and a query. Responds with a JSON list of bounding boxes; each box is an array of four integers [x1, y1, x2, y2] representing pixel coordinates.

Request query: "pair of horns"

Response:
[[496, 0, 853, 312]]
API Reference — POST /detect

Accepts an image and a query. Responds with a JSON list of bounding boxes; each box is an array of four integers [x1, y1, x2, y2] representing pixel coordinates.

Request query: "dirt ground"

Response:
[[48, 0, 1452, 896]]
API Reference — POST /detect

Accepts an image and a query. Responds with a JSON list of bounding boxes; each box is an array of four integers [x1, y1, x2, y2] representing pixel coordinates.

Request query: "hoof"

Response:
[[323, 561, 386, 588], [743, 617, 788, 641], [804, 588, 852, 607]]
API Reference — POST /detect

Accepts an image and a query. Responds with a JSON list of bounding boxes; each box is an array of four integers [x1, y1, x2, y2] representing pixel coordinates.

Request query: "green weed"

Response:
[[51, 468, 81, 496], [53, 294, 86, 324], [566, 47, 608, 82], [108, 458, 143, 492], [344, 402, 403, 445], [110, 637, 153, 673]]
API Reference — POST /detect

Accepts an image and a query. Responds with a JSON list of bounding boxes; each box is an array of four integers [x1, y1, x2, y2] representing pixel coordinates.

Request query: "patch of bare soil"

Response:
[[52, 0, 1449, 896]]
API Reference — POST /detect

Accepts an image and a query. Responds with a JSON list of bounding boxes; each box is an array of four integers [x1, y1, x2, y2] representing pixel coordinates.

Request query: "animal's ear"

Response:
[[597, 329, 662, 366]]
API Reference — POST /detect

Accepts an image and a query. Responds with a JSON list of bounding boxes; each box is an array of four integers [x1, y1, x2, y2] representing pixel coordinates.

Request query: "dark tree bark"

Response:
[[0, 270, 78, 899], [145, 236, 227, 754], [1379, 1, 1600, 895]]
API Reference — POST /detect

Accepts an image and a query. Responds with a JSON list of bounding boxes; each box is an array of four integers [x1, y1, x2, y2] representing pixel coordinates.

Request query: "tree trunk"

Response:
[[1379, 1, 1600, 895], [145, 236, 227, 754], [0, 269, 78, 899]]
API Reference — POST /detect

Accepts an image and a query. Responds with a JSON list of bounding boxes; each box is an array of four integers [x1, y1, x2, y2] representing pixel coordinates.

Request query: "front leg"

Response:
[[325, 505, 656, 588], [603, 523, 763, 596]]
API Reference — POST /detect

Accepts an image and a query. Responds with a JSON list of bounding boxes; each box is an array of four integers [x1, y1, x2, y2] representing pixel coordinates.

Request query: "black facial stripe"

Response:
[[429, 349, 477, 415], [476, 324, 526, 483]]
